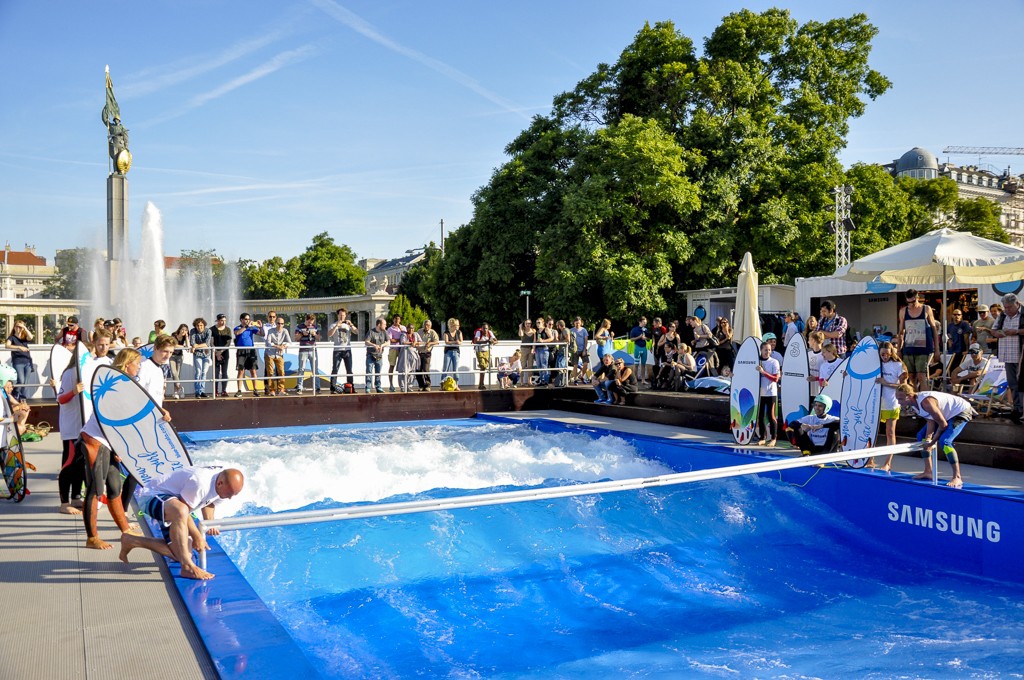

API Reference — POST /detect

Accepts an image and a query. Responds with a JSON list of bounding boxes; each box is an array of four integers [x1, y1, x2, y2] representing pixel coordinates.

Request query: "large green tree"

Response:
[[239, 256, 306, 299], [434, 11, 891, 329], [299, 232, 365, 297]]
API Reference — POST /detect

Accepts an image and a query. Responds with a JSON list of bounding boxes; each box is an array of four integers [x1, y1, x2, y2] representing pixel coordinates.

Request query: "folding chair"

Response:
[[962, 358, 1010, 418]]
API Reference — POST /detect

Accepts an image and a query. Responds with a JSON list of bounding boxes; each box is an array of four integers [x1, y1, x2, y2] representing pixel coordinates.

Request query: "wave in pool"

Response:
[[190, 422, 673, 517]]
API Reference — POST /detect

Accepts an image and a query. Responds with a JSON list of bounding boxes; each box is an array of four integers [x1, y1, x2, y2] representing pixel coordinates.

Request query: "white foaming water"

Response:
[[189, 422, 673, 518]]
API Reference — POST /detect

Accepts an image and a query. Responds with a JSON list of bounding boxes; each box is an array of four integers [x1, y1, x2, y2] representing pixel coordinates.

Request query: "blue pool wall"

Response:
[[173, 415, 1024, 678], [480, 414, 1024, 585]]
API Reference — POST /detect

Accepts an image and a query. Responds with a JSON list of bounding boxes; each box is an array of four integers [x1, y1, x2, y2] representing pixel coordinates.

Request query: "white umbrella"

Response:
[[837, 226, 1024, 375], [836, 227, 1024, 284], [733, 251, 762, 344]]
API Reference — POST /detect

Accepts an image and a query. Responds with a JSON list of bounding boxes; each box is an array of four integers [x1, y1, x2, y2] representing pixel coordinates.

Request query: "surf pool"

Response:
[[177, 417, 1024, 678]]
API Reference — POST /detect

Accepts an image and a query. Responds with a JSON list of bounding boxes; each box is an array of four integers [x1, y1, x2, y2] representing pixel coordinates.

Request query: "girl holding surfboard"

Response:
[[756, 341, 781, 447], [874, 341, 909, 471]]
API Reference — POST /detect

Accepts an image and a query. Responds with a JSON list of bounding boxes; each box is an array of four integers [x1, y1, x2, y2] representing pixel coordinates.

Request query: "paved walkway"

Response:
[[0, 435, 215, 680]]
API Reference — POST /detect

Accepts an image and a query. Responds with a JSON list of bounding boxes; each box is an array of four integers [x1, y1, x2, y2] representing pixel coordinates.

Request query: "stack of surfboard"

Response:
[[730, 335, 882, 467]]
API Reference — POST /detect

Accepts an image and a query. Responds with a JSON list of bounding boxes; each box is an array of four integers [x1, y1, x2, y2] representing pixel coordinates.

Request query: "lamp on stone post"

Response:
[[827, 184, 856, 269]]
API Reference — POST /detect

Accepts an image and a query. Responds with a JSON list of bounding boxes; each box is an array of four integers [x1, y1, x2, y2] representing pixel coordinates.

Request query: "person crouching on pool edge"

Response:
[[787, 394, 840, 455], [120, 466, 245, 580], [894, 383, 976, 489]]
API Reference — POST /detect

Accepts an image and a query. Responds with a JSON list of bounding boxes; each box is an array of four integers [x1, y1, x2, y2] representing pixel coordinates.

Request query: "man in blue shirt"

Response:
[[630, 317, 650, 385], [233, 313, 265, 397]]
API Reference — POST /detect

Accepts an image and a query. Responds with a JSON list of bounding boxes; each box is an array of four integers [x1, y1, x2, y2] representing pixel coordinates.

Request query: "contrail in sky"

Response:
[[311, 0, 530, 120]]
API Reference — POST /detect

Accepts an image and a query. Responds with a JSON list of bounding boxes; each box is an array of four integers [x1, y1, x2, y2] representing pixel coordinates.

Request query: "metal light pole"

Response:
[[828, 184, 856, 269], [520, 289, 531, 321]]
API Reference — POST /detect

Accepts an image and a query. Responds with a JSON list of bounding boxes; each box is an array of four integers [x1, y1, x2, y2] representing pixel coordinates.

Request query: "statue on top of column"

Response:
[[102, 66, 132, 174]]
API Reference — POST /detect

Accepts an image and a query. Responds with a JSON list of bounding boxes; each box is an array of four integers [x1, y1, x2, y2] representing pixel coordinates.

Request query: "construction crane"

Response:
[[943, 146, 1024, 155]]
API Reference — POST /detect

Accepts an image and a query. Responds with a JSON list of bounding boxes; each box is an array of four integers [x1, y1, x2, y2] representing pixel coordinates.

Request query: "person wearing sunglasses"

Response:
[[608, 357, 638, 405], [951, 343, 988, 391], [55, 315, 85, 349]]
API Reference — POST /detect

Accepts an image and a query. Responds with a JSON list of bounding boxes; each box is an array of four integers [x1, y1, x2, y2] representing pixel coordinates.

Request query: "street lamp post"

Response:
[[520, 290, 531, 322]]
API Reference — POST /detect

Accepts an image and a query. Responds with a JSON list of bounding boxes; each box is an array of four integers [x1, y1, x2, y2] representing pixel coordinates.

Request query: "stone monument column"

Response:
[[103, 66, 132, 306]]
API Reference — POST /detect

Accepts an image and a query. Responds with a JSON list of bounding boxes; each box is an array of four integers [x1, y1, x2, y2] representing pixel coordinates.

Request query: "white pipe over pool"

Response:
[[203, 442, 923, 532]]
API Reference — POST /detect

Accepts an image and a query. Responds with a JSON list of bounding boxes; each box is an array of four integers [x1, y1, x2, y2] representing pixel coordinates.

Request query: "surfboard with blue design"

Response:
[[840, 336, 882, 468], [730, 337, 761, 445], [91, 364, 191, 486]]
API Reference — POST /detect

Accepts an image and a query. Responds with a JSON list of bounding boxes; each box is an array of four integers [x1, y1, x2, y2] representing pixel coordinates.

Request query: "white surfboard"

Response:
[[48, 344, 73, 390], [840, 337, 882, 468], [818, 355, 847, 420], [780, 333, 810, 433], [730, 336, 762, 445], [91, 364, 192, 486]]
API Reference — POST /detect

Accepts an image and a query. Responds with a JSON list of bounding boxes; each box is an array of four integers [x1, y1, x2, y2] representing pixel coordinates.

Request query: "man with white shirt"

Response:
[[991, 293, 1023, 423], [120, 465, 245, 580]]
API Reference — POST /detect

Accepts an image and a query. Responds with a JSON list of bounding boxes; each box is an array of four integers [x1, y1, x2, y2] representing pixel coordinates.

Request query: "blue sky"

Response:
[[1, 1, 1021, 266]]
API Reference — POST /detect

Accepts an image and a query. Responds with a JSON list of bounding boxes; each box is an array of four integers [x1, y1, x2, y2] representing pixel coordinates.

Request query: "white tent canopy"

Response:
[[836, 228, 1024, 371], [836, 228, 1024, 284]]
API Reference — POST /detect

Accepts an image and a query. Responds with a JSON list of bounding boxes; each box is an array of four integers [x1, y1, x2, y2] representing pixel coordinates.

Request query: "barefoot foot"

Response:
[[85, 536, 112, 550], [59, 503, 82, 516], [879, 464, 891, 472], [912, 472, 932, 480], [179, 563, 215, 580], [118, 533, 136, 564], [947, 476, 963, 489]]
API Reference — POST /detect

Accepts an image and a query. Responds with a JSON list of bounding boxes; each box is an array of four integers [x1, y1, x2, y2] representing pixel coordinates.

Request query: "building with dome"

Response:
[[891, 146, 940, 180], [884, 146, 1024, 246]]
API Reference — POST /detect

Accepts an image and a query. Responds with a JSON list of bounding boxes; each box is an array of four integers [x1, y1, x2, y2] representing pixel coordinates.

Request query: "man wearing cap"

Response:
[[762, 332, 783, 365], [951, 343, 988, 390], [973, 304, 997, 355], [211, 314, 233, 397], [55, 315, 85, 349], [787, 394, 840, 455], [896, 289, 941, 392], [946, 309, 974, 372], [991, 293, 1023, 423]]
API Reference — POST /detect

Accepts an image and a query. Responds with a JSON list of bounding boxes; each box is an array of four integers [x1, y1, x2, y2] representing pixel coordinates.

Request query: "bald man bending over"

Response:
[[120, 466, 245, 580]]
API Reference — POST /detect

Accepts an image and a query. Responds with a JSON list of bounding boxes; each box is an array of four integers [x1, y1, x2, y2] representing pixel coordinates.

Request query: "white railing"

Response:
[[9, 339, 608, 398]]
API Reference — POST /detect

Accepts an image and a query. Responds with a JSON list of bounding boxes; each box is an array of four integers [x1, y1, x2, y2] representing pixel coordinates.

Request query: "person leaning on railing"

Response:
[[417, 320, 439, 391], [442, 318, 462, 388], [5, 319, 34, 401]]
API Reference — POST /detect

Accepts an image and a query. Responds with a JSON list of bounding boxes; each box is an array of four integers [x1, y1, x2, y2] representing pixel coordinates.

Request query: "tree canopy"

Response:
[[299, 232, 365, 298], [426, 11, 894, 332], [238, 232, 366, 300]]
